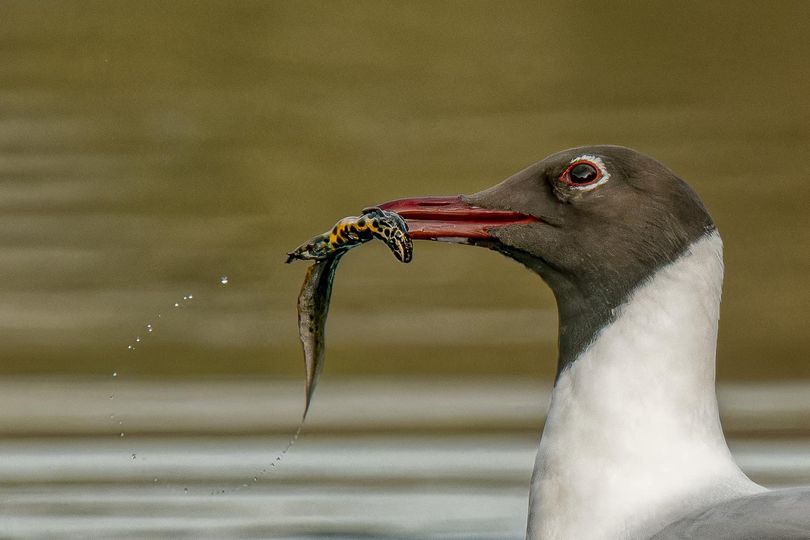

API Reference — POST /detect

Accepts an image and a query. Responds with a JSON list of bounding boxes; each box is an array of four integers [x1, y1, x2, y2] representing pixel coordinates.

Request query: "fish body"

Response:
[[287, 208, 412, 416], [295, 252, 344, 416], [286, 207, 412, 263]]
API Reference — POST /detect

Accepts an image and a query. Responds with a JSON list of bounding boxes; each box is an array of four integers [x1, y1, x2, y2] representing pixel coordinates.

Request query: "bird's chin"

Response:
[[377, 195, 539, 242]]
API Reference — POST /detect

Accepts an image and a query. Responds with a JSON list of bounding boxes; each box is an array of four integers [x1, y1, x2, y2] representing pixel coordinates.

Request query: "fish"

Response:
[[286, 207, 412, 417], [294, 253, 345, 418], [286, 207, 412, 264]]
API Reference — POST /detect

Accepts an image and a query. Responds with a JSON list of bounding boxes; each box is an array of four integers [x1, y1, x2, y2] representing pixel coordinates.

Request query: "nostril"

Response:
[[416, 200, 453, 207]]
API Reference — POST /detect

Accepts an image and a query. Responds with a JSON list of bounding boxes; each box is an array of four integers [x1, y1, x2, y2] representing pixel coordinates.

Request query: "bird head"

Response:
[[379, 145, 715, 371]]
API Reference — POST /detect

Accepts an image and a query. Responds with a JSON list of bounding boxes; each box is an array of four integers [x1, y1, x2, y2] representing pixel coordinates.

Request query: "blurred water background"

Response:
[[0, 1, 808, 538]]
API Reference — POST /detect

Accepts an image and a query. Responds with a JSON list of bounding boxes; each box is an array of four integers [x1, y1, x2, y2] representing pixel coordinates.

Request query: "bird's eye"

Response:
[[569, 163, 598, 183], [563, 162, 600, 186], [558, 155, 610, 191]]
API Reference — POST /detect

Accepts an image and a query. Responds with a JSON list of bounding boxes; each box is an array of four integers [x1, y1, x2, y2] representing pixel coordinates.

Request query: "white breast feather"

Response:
[[527, 231, 764, 540]]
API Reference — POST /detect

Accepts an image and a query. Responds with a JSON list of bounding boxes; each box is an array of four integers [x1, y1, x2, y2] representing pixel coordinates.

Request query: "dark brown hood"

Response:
[[378, 145, 715, 377]]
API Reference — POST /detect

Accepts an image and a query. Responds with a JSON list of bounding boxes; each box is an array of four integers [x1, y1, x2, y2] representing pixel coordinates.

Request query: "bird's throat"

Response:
[[527, 231, 762, 539]]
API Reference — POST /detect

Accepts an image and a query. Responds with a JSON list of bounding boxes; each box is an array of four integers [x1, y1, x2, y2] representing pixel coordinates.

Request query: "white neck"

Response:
[[527, 231, 762, 540]]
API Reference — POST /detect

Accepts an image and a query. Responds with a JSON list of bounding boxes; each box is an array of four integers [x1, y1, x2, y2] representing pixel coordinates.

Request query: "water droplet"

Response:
[[157, 313, 162, 318], [183, 488, 188, 494], [109, 395, 114, 400], [109, 414, 115, 420], [127, 345, 133, 350], [112, 372, 118, 377], [131, 453, 136, 460], [118, 421, 122, 425], [153, 477, 159, 483], [187, 294, 193, 299], [120, 432, 125, 437], [252, 477, 258, 482], [146, 324, 153, 333], [174, 303, 179, 307], [219, 276, 229, 285]]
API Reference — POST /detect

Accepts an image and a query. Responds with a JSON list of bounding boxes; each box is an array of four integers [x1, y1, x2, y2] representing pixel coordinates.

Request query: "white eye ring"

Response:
[[563, 155, 611, 191]]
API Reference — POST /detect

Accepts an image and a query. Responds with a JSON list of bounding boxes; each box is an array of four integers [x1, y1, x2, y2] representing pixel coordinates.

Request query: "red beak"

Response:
[[378, 195, 537, 240]]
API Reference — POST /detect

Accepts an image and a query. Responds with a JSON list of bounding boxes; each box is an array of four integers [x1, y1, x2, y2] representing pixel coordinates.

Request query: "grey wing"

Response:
[[651, 487, 810, 539]]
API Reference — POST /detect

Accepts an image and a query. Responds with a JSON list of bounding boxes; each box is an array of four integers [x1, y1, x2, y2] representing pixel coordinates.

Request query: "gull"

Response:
[[376, 145, 810, 539]]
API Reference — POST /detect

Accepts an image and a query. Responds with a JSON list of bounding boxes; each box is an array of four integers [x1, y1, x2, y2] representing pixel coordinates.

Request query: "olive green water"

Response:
[[1, 3, 809, 538], [0, 2, 808, 380]]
